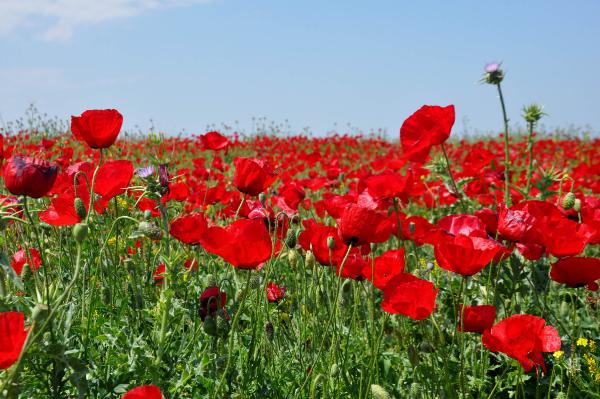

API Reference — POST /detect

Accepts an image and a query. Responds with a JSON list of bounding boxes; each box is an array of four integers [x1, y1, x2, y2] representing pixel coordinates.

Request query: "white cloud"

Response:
[[0, 0, 213, 41]]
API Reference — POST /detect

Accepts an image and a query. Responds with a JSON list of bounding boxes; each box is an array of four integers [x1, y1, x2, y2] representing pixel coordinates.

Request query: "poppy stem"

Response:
[[525, 120, 536, 198], [440, 143, 462, 200], [22, 196, 48, 304], [234, 194, 246, 219], [496, 82, 512, 206]]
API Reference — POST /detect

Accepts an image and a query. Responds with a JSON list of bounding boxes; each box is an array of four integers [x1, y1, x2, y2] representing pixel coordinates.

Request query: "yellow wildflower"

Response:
[[577, 337, 589, 347], [553, 351, 564, 360], [107, 236, 117, 246]]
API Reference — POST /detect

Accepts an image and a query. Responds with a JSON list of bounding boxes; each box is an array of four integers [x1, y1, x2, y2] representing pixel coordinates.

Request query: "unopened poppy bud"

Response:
[[73, 223, 88, 243], [258, 192, 267, 206], [264, 321, 274, 342], [330, 363, 339, 378], [74, 197, 87, 220], [559, 301, 569, 318], [285, 228, 298, 248], [305, 250, 316, 268], [249, 274, 262, 289], [138, 221, 163, 240], [562, 192, 575, 210], [574, 198, 582, 213], [216, 314, 230, 337], [31, 303, 49, 324], [203, 315, 218, 336], [287, 250, 298, 266], [326, 236, 335, 250], [205, 274, 217, 287], [371, 384, 391, 399]]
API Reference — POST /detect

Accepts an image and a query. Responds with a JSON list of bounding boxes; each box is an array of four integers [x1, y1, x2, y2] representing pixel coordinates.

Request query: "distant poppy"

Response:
[[266, 282, 286, 303], [122, 385, 163, 399], [364, 171, 412, 200], [199, 219, 275, 269], [337, 203, 393, 246], [0, 312, 29, 369], [458, 305, 496, 334], [482, 314, 560, 372], [381, 273, 438, 320], [199, 131, 229, 151], [233, 157, 277, 197], [400, 105, 455, 163], [3, 156, 58, 198], [11, 247, 41, 276], [71, 109, 123, 149], [170, 213, 208, 245], [550, 257, 600, 291]]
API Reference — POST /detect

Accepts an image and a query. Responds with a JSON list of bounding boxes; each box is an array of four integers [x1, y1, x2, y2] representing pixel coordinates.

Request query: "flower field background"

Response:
[[0, 74, 599, 398]]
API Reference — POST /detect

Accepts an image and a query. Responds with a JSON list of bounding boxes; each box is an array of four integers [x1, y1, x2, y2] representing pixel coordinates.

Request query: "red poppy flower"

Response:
[[199, 286, 227, 321], [497, 204, 535, 242], [199, 219, 275, 269], [199, 131, 229, 151], [153, 264, 166, 284], [336, 251, 369, 280], [434, 234, 505, 276], [298, 220, 348, 266], [0, 312, 29, 369], [3, 156, 58, 198], [550, 257, 600, 291], [363, 248, 405, 290], [364, 171, 412, 200], [11, 247, 41, 276], [400, 105, 455, 163], [458, 305, 496, 334], [170, 213, 208, 245], [71, 109, 123, 149], [337, 204, 393, 246], [122, 385, 163, 399], [437, 214, 488, 238], [381, 273, 438, 320], [266, 282, 286, 303], [482, 314, 561, 372], [233, 157, 277, 197], [93, 160, 134, 212]]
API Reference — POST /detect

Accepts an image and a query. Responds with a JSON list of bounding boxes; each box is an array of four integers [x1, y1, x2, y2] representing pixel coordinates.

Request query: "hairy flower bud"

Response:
[[562, 192, 575, 210], [305, 250, 316, 268], [371, 384, 391, 399], [74, 197, 87, 220], [522, 103, 546, 124], [72, 223, 89, 243], [138, 221, 163, 240]]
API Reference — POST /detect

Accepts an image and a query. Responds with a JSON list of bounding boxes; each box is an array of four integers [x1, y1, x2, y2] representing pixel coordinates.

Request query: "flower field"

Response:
[[0, 84, 599, 397]]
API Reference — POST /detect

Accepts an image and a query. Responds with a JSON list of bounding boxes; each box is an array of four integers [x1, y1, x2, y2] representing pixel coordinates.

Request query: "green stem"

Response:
[[496, 82, 511, 206], [440, 143, 462, 199], [525, 120, 535, 198]]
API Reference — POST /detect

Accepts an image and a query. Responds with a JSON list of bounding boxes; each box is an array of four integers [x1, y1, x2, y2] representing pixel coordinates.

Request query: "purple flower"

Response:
[[485, 62, 500, 73], [137, 166, 155, 178], [158, 164, 169, 189]]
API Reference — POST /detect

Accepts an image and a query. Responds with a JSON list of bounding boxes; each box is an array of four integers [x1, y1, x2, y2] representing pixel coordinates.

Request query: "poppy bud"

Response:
[[562, 192, 575, 210], [138, 221, 163, 240], [3, 156, 58, 198], [258, 192, 267, 206], [285, 228, 298, 248], [31, 303, 49, 324], [249, 274, 262, 289], [574, 198, 582, 213], [216, 313, 230, 337], [326, 236, 335, 251], [264, 321, 274, 342], [305, 250, 316, 268], [287, 250, 298, 266], [371, 384, 391, 399], [203, 315, 218, 336], [72, 223, 88, 243], [73, 197, 87, 220], [205, 274, 217, 287]]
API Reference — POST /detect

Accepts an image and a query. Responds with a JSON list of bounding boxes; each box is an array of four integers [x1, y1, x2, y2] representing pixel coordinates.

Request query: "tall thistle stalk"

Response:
[[483, 62, 511, 205], [522, 104, 546, 198]]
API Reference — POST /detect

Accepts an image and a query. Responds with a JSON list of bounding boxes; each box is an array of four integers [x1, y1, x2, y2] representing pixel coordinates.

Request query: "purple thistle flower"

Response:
[[137, 166, 155, 178], [485, 62, 500, 73]]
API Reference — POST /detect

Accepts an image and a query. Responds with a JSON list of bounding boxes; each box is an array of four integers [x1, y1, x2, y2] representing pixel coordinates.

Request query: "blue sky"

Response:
[[1, 0, 599, 137]]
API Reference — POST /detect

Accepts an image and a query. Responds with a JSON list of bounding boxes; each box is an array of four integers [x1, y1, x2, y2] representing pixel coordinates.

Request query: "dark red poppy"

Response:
[[400, 105, 455, 163], [71, 109, 123, 149], [199, 219, 275, 269], [11, 247, 41, 276], [337, 203, 393, 246], [482, 314, 560, 372], [434, 234, 506, 276], [0, 312, 29, 369], [363, 248, 405, 290], [170, 213, 208, 245], [266, 282, 286, 303], [3, 156, 58, 198], [122, 385, 163, 399], [233, 157, 277, 196], [381, 273, 438, 320], [550, 257, 600, 291], [199, 131, 229, 151], [199, 286, 227, 321], [458, 305, 496, 334]]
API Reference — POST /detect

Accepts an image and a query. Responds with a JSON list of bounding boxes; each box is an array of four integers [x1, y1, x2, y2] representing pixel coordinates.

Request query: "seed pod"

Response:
[[326, 236, 335, 250], [574, 198, 582, 213], [562, 192, 575, 210], [203, 315, 218, 336], [74, 197, 87, 220]]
